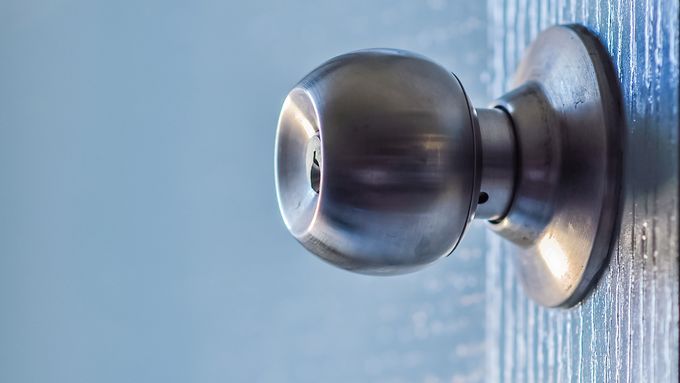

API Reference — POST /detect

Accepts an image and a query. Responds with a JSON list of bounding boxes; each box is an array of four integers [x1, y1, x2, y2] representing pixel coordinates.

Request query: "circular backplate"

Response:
[[491, 25, 622, 307]]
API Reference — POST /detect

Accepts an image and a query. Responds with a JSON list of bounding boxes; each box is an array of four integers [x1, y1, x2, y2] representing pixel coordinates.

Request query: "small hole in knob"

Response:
[[310, 150, 321, 193], [478, 192, 489, 204]]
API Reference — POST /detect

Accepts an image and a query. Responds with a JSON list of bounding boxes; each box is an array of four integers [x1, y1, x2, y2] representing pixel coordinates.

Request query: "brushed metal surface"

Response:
[[275, 50, 480, 274], [475, 107, 516, 221], [490, 25, 623, 307]]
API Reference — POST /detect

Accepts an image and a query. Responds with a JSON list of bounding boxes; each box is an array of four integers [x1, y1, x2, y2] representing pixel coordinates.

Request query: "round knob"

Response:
[[275, 26, 624, 308], [275, 49, 509, 274]]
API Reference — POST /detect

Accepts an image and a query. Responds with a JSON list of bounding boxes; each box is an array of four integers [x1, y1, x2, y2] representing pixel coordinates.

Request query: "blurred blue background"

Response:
[[0, 1, 490, 382]]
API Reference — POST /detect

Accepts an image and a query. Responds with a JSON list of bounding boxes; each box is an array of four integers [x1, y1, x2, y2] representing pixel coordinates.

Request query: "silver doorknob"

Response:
[[275, 25, 622, 307], [275, 49, 513, 274]]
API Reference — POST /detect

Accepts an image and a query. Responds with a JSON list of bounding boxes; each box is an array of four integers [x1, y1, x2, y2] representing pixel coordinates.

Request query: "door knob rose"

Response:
[[274, 25, 622, 307]]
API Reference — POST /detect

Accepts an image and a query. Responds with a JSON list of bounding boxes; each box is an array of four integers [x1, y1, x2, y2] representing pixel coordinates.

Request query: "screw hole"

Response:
[[478, 192, 489, 204]]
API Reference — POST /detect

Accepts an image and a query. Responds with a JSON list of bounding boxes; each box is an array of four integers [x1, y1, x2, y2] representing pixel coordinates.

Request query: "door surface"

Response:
[[485, 0, 679, 381]]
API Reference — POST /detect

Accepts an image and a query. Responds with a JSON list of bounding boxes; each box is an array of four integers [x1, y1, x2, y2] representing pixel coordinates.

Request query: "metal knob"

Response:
[[275, 25, 622, 307], [275, 49, 514, 274]]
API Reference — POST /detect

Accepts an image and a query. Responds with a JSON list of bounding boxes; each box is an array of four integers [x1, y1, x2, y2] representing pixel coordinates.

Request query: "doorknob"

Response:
[[274, 25, 622, 307]]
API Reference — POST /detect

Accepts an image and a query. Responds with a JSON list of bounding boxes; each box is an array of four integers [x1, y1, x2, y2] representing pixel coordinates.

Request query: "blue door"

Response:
[[485, 1, 679, 381]]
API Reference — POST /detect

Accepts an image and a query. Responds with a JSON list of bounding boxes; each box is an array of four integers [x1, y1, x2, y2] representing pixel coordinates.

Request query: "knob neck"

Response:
[[475, 107, 516, 221]]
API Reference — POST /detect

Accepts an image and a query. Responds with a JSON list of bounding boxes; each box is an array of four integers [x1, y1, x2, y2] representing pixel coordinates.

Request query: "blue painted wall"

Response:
[[0, 1, 491, 382]]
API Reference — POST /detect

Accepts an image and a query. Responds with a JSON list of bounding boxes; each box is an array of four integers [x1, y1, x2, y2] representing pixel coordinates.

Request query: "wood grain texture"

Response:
[[485, 0, 679, 381]]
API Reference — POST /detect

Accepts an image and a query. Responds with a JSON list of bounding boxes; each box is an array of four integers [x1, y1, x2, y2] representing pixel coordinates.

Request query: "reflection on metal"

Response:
[[275, 89, 321, 237], [537, 237, 569, 280], [275, 25, 622, 307]]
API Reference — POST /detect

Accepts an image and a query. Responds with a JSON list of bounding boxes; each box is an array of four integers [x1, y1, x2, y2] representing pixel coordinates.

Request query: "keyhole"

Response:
[[310, 150, 321, 193]]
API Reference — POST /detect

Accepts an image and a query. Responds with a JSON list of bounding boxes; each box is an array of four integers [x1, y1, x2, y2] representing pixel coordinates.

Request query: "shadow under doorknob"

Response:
[[274, 24, 622, 308]]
